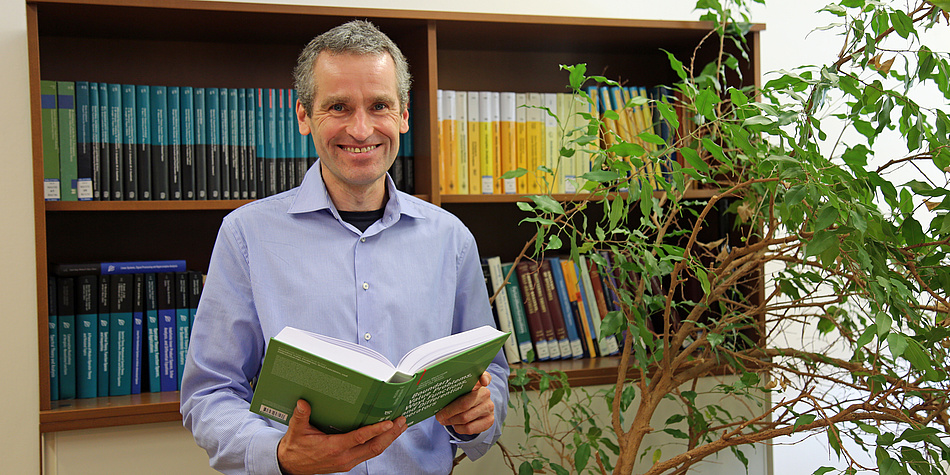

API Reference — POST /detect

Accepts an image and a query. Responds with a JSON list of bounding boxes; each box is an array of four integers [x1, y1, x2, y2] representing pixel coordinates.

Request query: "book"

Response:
[[194, 87, 208, 200], [206, 87, 221, 199], [107, 83, 123, 200], [491, 92, 502, 194], [543, 258, 585, 359], [525, 262, 563, 359], [41, 80, 61, 201], [515, 92, 528, 194], [466, 91, 480, 195], [89, 82, 102, 200], [500, 263, 535, 362], [245, 87, 259, 199], [144, 273, 161, 393], [514, 261, 552, 361], [561, 258, 597, 357], [97, 275, 110, 396], [275, 88, 286, 193], [525, 93, 544, 193], [121, 84, 137, 200], [249, 325, 508, 434], [255, 88, 267, 198], [263, 88, 278, 197], [156, 272, 178, 392], [150, 86, 169, 200], [219, 87, 231, 199], [97, 82, 111, 200], [228, 88, 241, 199], [499, 92, 517, 194], [188, 270, 203, 329], [57, 277, 76, 399], [169, 87, 182, 200], [76, 275, 98, 399], [543, 92, 560, 193], [131, 274, 145, 394], [109, 273, 132, 396], [135, 85, 151, 200], [235, 88, 248, 199], [48, 276, 59, 400], [578, 256, 619, 356], [51, 260, 187, 276], [484, 257, 519, 364], [58, 81, 79, 201], [455, 91, 469, 195], [75, 81, 94, 200], [175, 272, 191, 390], [477, 91, 494, 194], [181, 86, 196, 200]]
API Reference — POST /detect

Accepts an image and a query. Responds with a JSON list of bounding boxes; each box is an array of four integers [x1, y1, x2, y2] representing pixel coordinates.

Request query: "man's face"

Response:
[[297, 52, 409, 198]]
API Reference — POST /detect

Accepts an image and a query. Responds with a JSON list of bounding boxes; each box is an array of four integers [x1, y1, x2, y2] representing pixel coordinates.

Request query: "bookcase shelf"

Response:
[[28, 0, 761, 433]]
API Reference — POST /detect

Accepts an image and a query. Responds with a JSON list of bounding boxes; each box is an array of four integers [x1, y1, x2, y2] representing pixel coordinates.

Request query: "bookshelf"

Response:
[[28, 0, 762, 433]]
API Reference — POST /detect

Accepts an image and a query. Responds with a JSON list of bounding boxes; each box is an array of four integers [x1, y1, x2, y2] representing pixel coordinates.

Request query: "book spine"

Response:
[[499, 92, 517, 194], [562, 259, 598, 357], [135, 85, 151, 200], [284, 89, 296, 189], [175, 272, 191, 390], [76, 275, 98, 398], [168, 87, 182, 200], [276, 88, 287, 193], [89, 82, 101, 200], [188, 270, 202, 329], [193, 88, 208, 199], [144, 273, 161, 393], [455, 91, 468, 194], [109, 273, 132, 396], [501, 263, 535, 362], [58, 81, 79, 201], [131, 274, 145, 394], [41, 80, 61, 201], [75, 81, 93, 200], [466, 91, 480, 195], [485, 257, 520, 364], [514, 261, 551, 360], [237, 88, 249, 198], [540, 259, 581, 359], [547, 257, 586, 358], [97, 275, 110, 396], [57, 277, 76, 399], [97, 83, 111, 200], [528, 265, 562, 359], [294, 90, 308, 187], [218, 87, 231, 200], [229, 88, 242, 199], [579, 256, 619, 356], [157, 272, 178, 391], [543, 93, 560, 193], [101, 259, 187, 274], [515, 92, 527, 194], [255, 88, 266, 198], [181, 86, 196, 200], [206, 87, 220, 200], [264, 88, 278, 197], [107, 83, 123, 200], [48, 276, 59, 400], [245, 87, 259, 199], [149, 86, 169, 200], [477, 92, 494, 194], [121, 84, 138, 200]]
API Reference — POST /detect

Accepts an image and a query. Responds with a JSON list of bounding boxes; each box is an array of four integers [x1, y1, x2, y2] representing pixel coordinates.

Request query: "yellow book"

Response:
[[456, 92, 469, 195], [477, 91, 494, 194], [543, 93, 560, 194], [558, 92, 576, 194], [525, 92, 544, 194], [515, 93, 528, 194], [442, 90, 458, 195], [466, 91, 481, 194], [636, 86, 659, 190], [437, 90, 446, 194], [499, 92, 517, 194], [491, 92, 503, 194]]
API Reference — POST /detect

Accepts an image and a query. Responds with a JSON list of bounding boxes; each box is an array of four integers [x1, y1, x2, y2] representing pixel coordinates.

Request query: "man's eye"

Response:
[[331, 104, 345, 112], [373, 103, 388, 111]]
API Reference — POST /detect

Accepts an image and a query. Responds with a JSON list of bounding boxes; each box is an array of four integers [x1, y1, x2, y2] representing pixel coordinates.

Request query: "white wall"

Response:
[[7, 1, 939, 474]]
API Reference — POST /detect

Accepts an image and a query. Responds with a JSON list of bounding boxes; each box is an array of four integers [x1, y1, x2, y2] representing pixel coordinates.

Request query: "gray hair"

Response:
[[294, 20, 411, 116]]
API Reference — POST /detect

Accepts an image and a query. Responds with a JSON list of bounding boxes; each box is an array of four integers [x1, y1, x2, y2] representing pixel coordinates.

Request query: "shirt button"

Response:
[[364, 332, 372, 341], [360, 237, 366, 242], [362, 282, 369, 290]]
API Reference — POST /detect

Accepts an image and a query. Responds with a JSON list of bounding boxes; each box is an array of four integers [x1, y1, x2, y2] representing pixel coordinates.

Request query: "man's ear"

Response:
[[400, 103, 410, 134], [296, 99, 311, 135]]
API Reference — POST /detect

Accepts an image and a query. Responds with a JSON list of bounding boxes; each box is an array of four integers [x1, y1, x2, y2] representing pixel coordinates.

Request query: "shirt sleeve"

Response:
[[180, 217, 284, 475], [449, 231, 511, 461]]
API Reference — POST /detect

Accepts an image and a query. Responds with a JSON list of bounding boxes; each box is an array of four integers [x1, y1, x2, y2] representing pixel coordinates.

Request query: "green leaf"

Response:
[[814, 204, 838, 231], [609, 142, 646, 157], [664, 49, 687, 81], [653, 448, 663, 464], [805, 230, 837, 258], [565, 63, 588, 91], [876, 312, 892, 338], [701, 137, 728, 164], [502, 168, 528, 179], [903, 339, 931, 371], [530, 195, 565, 215], [551, 463, 570, 475], [813, 468, 836, 475], [887, 333, 908, 357], [680, 147, 710, 173], [655, 101, 680, 132], [582, 170, 624, 183], [575, 443, 591, 472], [519, 461, 534, 475], [546, 235, 563, 251], [707, 332, 725, 347], [794, 414, 817, 431]]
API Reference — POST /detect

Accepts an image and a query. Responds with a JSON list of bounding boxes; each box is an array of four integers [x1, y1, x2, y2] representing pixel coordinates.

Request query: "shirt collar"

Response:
[[287, 159, 426, 224]]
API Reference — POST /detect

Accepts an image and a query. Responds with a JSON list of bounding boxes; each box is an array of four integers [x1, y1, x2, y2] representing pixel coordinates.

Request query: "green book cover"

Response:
[[41, 80, 60, 200], [250, 325, 508, 434], [57, 81, 78, 201]]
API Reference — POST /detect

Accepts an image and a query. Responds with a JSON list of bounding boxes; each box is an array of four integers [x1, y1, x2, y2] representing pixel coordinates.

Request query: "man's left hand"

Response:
[[435, 372, 494, 435]]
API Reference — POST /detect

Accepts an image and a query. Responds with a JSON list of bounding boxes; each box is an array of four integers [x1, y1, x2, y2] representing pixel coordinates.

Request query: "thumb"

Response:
[[287, 399, 315, 435]]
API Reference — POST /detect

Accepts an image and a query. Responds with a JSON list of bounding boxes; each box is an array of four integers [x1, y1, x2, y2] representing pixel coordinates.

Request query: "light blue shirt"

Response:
[[180, 162, 509, 475]]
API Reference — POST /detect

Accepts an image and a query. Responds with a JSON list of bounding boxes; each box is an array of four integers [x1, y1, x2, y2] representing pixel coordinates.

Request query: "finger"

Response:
[[338, 417, 407, 467], [286, 399, 322, 437]]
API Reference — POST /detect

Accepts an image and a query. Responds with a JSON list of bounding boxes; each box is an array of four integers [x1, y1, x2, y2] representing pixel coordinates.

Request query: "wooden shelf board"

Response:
[[439, 188, 726, 204]]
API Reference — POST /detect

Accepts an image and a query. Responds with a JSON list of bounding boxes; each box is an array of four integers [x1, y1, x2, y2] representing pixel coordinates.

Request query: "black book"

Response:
[[194, 88, 208, 200], [108, 83, 124, 200], [181, 87, 196, 200], [168, 87, 182, 200], [135, 85, 152, 200], [150, 86, 170, 200], [97, 83, 111, 200], [206, 87, 221, 200], [228, 88, 242, 200], [57, 276, 77, 400], [219, 87, 231, 200], [121, 84, 138, 200]]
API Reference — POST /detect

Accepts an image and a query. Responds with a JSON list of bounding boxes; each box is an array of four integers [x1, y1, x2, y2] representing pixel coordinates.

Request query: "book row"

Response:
[[436, 86, 681, 198], [482, 254, 622, 364], [40, 81, 416, 203], [47, 266, 201, 400]]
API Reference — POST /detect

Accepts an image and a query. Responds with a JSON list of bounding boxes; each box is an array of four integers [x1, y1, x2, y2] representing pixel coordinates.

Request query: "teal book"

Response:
[[188, 270, 202, 329], [246, 88, 259, 199], [97, 275, 110, 396], [57, 277, 77, 399], [75, 81, 93, 200], [237, 88, 248, 199], [295, 89, 309, 181], [250, 325, 508, 434], [76, 275, 99, 399], [275, 88, 286, 192], [228, 88, 241, 199], [149, 86, 168, 200], [109, 273, 132, 396], [284, 88, 297, 188], [97, 82, 111, 200], [121, 84, 137, 200], [131, 274, 145, 394], [193, 87, 207, 200], [181, 86, 196, 200], [175, 272, 191, 390], [218, 87, 231, 199], [89, 82, 101, 200], [40, 80, 60, 201], [135, 85, 151, 200], [144, 273, 161, 393], [57, 81, 79, 201], [501, 263, 535, 362], [157, 272, 178, 392], [205, 87, 221, 199], [263, 88, 277, 197], [48, 276, 59, 400], [107, 83, 123, 200], [168, 87, 182, 200]]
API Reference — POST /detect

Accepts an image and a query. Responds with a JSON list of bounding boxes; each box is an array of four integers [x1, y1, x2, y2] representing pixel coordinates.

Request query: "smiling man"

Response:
[[180, 21, 509, 475]]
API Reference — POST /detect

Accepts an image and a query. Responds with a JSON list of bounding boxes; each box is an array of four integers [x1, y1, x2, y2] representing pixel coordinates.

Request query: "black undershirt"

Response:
[[338, 208, 385, 233]]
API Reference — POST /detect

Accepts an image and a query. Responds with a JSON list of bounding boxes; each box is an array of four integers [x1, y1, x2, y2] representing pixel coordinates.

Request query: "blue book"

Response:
[[205, 87, 221, 199], [109, 273, 133, 396], [131, 274, 145, 394], [157, 272, 178, 392], [574, 260, 600, 356], [136, 85, 151, 200], [76, 275, 99, 399], [48, 277, 59, 400], [144, 273, 161, 393], [218, 87, 231, 199], [149, 86, 169, 200], [181, 86, 196, 200], [168, 87, 182, 200], [237, 88, 249, 199], [107, 83, 123, 200], [121, 84, 138, 200], [547, 257, 585, 358], [246, 88, 259, 199], [75, 81, 93, 200], [53, 259, 187, 276], [97, 83, 112, 200], [276, 88, 286, 192], [194, 88, 207, 200], [57, 277, 77, 399], [263, 88, 277, 197], [188, 270, 202, 328], [97, 275, 110, 396], [228, 88, 241, 199], [89, 82, 102, 200], [175, 272, 191, 390]]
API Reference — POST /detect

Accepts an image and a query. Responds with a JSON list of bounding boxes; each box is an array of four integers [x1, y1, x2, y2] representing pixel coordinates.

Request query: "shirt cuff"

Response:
[[246, 426, 285, 475]]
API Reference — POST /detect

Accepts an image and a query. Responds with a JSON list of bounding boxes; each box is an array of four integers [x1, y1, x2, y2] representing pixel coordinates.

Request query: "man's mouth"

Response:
[[340, 145, 379, 153]]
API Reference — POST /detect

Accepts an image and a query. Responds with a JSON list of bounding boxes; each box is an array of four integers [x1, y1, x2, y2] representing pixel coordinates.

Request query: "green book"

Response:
[[57, 81, 78, 201], [250, 325, 508, 434], [40, 80, 60, 200]]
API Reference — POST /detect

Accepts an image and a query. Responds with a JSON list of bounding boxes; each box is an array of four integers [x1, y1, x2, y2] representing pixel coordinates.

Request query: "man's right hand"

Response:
[[277, 399, 407, 475]]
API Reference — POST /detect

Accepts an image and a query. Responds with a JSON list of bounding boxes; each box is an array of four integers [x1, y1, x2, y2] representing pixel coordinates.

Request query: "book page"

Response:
[[274, 327, 396, 381], [395, 326, 505, 375]]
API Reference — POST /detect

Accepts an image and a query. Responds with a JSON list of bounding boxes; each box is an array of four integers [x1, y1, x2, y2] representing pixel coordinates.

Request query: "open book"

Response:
[[250, 325, 509, 434]]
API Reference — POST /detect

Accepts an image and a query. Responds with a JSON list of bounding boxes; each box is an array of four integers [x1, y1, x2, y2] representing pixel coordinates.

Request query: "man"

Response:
[[181, 20, 509, 475]]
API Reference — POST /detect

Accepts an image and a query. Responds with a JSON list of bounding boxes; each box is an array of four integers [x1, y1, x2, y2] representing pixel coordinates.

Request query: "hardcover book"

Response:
[[250, 325, 508, 434], [109, 273, 132, 396], [58, 81, 79, 201], [121, 84, 137, 200], [41, 80, 60, 201], [76, 275, 98, 398]]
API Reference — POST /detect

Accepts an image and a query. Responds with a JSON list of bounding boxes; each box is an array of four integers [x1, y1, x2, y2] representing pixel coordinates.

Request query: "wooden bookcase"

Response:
[[28, 0, 762, 433]]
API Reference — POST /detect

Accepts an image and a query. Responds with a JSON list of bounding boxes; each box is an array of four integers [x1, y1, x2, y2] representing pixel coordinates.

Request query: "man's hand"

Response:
[[435, 372, 495, 435], [277, 399, 407, 475]]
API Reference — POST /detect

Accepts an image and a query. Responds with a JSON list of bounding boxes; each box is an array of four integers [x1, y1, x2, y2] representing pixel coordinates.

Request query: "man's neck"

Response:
[[321, 167, 389, 212]]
